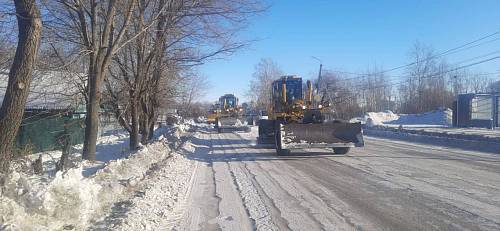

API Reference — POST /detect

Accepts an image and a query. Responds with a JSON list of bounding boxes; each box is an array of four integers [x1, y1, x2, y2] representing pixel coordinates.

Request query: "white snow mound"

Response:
[[356, 108, 452, 127], [0, 122, 192, 230]]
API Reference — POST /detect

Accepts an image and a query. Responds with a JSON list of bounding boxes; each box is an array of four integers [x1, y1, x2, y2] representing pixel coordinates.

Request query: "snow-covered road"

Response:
[[173, 128, 500, 230]]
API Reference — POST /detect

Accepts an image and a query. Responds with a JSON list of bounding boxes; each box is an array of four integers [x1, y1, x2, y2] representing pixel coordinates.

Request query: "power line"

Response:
[[329, 48, 500, 91], [330, 54, 500, 97], [324, 29, 500, 81]]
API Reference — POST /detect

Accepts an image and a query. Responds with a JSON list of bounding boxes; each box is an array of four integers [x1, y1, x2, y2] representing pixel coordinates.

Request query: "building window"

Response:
[[471, 96, 492, 120]]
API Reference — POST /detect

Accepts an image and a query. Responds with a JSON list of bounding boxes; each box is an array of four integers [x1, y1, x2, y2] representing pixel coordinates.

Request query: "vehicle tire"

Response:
[[258, 119, 275, 144], [274, 122, 290, 155], [333, 147, 350, 154]]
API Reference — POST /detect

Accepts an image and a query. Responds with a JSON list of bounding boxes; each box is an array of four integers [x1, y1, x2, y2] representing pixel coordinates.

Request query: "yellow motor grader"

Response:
[[258, 75, 364, 155], [206, 103, 219, 124], [214, 94, 250, 133]]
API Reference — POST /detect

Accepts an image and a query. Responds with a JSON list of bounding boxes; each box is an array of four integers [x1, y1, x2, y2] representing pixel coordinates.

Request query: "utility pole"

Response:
[[453, 75, 459, 127], [312, 56, 322, 91], [311, 56, 323, 106], [318, 63, 323, 90]]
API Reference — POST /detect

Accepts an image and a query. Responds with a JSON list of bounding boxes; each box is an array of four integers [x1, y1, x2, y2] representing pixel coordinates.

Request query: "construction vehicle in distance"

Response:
[[206, 103, 220, 124], [215, 94, 250, 133], [258, 75, 364, 155]]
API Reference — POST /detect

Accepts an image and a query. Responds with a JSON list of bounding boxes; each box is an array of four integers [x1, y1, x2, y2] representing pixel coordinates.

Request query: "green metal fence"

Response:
[[15, 116, 85, 154]]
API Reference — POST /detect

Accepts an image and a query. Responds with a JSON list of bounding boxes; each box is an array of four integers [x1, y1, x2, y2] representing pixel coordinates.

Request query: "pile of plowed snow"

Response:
[[354, 108, 452, 127], [0, 122, 194, 230]]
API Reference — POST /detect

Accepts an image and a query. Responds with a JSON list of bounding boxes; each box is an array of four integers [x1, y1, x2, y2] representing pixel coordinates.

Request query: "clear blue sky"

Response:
[[200, 0, 500, 102]]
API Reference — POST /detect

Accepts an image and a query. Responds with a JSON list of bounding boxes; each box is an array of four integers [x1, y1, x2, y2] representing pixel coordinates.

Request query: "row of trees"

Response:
[[247, 43, 500, 120], [0, 0, 263, 173], [246, 58, 283, 110]]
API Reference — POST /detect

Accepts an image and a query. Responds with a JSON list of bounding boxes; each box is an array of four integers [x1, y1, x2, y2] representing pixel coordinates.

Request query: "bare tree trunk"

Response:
[[0, 0, 41, 173], [148, 102, 157, 140], [82, 69, 104, 161], [140, 94, 152, 144], [129, 95, 140, 150], [64, 0, 136, 161], [148, 97, 157, 141], [140, 113, 149, 144]]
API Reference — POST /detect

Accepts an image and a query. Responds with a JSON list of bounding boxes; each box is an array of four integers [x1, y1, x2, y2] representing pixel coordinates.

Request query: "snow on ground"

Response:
[[352, 108, 500, 153], [178, 126, 500, 230], [9, 129, 132, 178], [89, 141, 197, 230], [355, 108, 500, 140], [353, 108, 452, 127], [0, 120, 198, 230], [384, 108, 452, 126], [355, 110, 399, 126], [236, 125, 259, 145], [94, 139, 199, 230]]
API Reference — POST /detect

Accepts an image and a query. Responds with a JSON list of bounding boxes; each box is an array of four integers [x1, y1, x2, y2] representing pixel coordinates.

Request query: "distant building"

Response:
[[0, 70, 87, 152], [0, 69, 86, 117], [453, 93, 499, 128]]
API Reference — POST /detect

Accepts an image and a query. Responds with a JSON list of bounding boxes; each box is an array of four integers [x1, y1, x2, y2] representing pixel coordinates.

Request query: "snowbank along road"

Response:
[[172, 126, 500, 231]]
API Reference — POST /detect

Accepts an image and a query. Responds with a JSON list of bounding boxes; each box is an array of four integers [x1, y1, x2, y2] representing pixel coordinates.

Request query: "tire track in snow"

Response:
[[265, 159, 367, 230], [250, 159, 362, 230], [240, 161, 292, 231], [221, 133, 291, 230], [208, 133, 255, 230], [233, 132, 366, 230], [223, 134, 290, 230], [164, 159, 200, 230], [217, 132, 279, 231], [228, 132, 341, 230]]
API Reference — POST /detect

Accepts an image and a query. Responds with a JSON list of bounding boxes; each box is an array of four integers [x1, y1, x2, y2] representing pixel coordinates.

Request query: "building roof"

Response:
[[0, 69, 86, 110]]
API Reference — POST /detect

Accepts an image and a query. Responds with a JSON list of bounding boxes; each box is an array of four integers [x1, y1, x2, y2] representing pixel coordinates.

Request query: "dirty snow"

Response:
[[0, 121, 197, 230], [90, 141, 197, 230]]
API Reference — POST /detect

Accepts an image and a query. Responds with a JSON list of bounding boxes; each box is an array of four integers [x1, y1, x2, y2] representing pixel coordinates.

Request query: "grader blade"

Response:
[[216, 117, 250, 133], [279, 121, 364, 149]]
